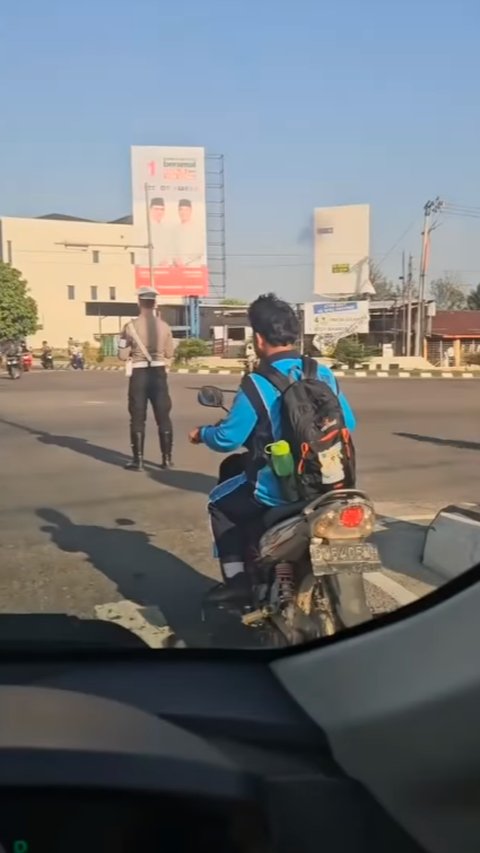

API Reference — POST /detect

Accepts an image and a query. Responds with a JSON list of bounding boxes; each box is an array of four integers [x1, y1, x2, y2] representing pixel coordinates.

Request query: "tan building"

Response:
[[0, 214, 183, 348], [314, 204, 372, 297]]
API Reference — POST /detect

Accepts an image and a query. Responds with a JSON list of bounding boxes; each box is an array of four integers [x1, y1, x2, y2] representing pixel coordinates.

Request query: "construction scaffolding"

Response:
[[205, 153, 226, 303]]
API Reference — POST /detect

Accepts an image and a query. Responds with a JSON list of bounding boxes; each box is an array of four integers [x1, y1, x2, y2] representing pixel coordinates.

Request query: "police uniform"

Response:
[[118, 288, 175, 471]]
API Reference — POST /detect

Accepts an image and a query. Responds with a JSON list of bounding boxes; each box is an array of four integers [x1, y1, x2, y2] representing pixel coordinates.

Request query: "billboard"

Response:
[[131, 146, 208, 297], [304, 300, 369, 351], [314, 204, 370, 297]]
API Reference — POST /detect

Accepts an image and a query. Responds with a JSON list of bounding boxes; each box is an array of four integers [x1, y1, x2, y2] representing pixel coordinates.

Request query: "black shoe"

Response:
[[125, 431, 144, 471], [206, 574, 251, 606], [159, 430, 174, 469]]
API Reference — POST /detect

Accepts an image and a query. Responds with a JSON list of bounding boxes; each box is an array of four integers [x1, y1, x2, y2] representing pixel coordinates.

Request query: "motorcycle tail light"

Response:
[[340, 506, 364, 528], [312, 503, 375, 540]]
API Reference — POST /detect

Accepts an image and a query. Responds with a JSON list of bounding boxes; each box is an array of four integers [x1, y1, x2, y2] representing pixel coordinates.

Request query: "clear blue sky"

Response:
[[1, 0, 479, 299]]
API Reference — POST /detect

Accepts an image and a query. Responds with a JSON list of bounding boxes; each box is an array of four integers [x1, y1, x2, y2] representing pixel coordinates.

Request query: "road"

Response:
[[0, 371, 478, 646]]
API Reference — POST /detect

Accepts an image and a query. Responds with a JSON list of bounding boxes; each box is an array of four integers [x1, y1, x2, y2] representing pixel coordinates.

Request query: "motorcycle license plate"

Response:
[[311, 541, 380, 575]]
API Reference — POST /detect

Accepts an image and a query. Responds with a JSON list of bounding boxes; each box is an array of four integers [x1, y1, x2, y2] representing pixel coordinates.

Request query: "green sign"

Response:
[[331, 263, 350, 274]]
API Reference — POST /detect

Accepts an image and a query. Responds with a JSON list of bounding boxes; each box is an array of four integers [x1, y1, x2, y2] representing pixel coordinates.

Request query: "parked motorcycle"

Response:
[[198, 385, 380, 646], [6, 354, 22, 380], [41, 351, 54, 370]]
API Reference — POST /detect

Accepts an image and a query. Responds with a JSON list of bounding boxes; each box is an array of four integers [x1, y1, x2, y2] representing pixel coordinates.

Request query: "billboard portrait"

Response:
[[314, 204, 370, 297], [131, 146, 208, 297]]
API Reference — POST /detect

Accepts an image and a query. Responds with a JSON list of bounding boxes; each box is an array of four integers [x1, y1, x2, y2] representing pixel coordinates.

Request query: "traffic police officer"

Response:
[[118, 287, 175, 471]]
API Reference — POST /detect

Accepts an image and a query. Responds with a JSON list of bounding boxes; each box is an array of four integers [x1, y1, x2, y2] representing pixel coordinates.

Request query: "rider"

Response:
[[189, 293, 357, 605]]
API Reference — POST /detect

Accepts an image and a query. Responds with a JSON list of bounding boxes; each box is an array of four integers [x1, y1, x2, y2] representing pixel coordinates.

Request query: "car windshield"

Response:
[[0, 1, 479, 651]]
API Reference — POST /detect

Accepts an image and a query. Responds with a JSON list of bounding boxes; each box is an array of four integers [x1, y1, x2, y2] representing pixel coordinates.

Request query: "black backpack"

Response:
[[255, 356, 356, 500]]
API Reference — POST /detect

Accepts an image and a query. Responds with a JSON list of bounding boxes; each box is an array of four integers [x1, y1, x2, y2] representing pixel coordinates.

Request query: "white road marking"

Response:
[[95, 600, 176, 648], [365, 571, 419, 605]]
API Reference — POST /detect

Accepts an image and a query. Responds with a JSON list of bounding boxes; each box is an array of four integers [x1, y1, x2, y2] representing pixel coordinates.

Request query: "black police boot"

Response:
[[206, 573, 251, 607], [125, 431, 144, 471], [159, 430, 173, 469]]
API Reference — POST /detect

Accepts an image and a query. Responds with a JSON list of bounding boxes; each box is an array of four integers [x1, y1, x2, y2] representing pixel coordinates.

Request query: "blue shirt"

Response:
[[201, 355, 356, 507]]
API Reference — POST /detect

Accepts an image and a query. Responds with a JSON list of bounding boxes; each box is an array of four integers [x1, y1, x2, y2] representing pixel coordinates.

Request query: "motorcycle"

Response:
[[21, 351, 33, 372], [41, 351, 54, 370], [6, 354, 21, 380], [198, 384, 380, 646], [71, 352, 84, 370]]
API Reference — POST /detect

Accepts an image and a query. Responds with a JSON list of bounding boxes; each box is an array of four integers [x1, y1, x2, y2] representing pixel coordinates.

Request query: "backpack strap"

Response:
[[301, 355, 319, 380], [253, 360, 292, 394]]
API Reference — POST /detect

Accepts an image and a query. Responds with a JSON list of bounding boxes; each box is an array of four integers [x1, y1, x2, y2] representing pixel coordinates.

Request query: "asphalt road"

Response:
[[0, 370, 478, 647]]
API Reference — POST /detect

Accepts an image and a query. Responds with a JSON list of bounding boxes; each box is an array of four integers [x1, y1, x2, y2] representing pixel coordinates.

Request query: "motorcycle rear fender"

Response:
[[258, 514, 309, 566], [258, 490, 375, 565]]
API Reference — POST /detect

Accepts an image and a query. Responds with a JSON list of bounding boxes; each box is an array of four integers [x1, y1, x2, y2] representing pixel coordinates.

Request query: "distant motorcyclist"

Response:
[[69, 341, 84, 370], [41, 341, 54, 369], [189, 293, 357, 605]]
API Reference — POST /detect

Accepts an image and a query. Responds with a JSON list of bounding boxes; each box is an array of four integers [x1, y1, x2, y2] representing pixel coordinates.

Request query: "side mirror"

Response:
[[197, 386, 225, 408]]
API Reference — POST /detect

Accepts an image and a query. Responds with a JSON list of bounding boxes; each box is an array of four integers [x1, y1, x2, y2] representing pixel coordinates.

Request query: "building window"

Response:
[[130, 252, 135, 265], [109, 287, 116, 301], [92, 250, 100, 263], [90, 286, 98, 301], [227, 326, 246, 341], [7, 240, 12, 264], [67, 285, 75, 300]]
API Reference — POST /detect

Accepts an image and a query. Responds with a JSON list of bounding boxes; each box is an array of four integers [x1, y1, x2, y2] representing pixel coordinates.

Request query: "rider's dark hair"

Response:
[[248, 293, 299, 346]]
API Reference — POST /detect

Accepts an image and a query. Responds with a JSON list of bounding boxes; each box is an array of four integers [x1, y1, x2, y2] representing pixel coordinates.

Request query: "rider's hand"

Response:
[[189, 428, 202, 444]]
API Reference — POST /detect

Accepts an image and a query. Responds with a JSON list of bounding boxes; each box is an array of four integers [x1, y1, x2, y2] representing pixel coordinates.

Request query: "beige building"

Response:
[[0, 214, 183, 348], [314, 204, 372, 297]]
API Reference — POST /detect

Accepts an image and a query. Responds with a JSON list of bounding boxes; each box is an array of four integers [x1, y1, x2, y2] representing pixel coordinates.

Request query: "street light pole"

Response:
[[144, 182, 154, 288]]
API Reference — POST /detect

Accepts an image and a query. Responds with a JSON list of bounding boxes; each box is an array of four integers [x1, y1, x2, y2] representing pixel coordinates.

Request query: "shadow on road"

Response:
[[1, 417, 129, 467], [0, 418, 216, 494], [148, 467, 216, 494], [395, 431, 480, 452], [37, 508, 214, 645]]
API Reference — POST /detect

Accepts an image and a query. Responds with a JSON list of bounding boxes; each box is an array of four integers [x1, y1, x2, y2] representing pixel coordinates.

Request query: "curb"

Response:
[[33, 365, 480, 378]]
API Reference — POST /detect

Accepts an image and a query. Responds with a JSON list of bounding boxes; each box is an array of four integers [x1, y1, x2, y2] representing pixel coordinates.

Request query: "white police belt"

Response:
[[132, 360, 167, 369]]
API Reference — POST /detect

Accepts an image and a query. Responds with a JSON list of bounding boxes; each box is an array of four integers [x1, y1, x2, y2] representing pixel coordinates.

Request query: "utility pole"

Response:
[[414, 197, 443, 356], [406, 254, 413, 357], [400, 250, 406, 355]]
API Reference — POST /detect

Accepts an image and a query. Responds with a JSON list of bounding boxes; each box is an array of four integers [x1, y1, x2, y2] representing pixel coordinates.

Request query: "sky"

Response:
[[1, 0, 480, 300]]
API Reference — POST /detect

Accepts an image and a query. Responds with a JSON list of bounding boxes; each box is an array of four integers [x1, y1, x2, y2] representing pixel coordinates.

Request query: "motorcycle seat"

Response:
[[263, 501, 309, 528]]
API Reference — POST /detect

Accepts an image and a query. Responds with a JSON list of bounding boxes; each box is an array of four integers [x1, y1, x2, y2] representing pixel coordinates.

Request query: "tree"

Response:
[[467, 284, 480, 310], [368, 261, 397, 300], [0, 262, 38, 340], [220, 297, 248, 306], [430, 276, 466, 310]]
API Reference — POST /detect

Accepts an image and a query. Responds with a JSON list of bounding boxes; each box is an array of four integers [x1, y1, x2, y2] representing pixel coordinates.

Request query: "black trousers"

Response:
[[128, 367, 172, 433], [209, 454, 268, 568]]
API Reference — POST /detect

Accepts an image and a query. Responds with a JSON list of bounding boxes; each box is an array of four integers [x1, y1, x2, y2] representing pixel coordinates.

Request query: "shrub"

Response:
[[174, 338, 210, 365], [333, 337, 374, 368]]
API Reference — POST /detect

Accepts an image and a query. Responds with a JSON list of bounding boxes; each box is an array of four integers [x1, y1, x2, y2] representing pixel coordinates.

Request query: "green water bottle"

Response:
[[266, 441, 299, 501], [268, 440, 295, 478]]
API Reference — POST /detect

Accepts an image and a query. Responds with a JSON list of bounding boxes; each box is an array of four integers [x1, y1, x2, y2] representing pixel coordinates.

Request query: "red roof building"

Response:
[[430, 311, 480, 340]]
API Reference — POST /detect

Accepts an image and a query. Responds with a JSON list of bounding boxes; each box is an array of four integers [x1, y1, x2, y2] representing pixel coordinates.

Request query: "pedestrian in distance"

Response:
[[118, 287, 175, 471]]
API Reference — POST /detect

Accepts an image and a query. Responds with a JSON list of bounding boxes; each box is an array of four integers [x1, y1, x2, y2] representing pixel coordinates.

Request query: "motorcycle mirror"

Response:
[[197, 386, 225, 408]]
